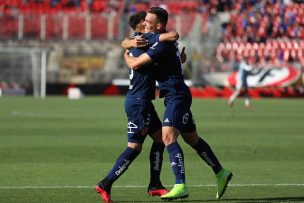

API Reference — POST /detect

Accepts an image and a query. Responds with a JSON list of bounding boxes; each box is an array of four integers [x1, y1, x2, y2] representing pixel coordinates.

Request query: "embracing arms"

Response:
[[121, 31, 179, 49]]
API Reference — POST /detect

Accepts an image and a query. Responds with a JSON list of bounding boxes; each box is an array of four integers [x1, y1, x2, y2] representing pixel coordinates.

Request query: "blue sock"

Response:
[[167, 142, 185, 184], [149, 142, 165, 185], [105, 147, 139, 184], [192, 138, 222, 174]]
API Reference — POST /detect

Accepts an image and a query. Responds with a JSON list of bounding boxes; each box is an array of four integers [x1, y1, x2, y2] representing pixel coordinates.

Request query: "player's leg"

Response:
[[96, 98, 148, 202], [244, 90, 251, 108], [181, 131, 223, 174], [228, 88, 241, 107], [228, 76, 243, 107], [181, 120, 233, 199], [147, 102, 168, 196], [148, 129, 169, 196], [160, 100, 189, 200], [243, 75, 251, 108], [160, 126, 189, 200], [96, 142, 141, 203]]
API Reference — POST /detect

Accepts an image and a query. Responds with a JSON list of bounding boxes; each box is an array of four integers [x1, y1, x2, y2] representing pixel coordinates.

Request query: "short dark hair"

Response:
[[148, 7, 168, 25], [129, 11, 146, 30]]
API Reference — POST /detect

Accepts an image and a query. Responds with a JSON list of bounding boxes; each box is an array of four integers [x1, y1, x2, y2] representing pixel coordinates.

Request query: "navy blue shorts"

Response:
[[125, 98, 162, 143], [162, 95, 196, 133]]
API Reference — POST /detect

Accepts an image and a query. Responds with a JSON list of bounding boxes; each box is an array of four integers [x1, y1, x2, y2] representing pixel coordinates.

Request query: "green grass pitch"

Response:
[[0, 96, 303, 203]]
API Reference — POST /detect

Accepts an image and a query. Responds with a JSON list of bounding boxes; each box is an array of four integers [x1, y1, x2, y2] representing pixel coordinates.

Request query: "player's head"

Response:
[[129, 11, 147, 32], [144, 7, 168, 33]]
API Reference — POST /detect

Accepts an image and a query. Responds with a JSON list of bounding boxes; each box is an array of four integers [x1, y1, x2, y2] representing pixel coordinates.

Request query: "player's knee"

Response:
[[181, 131, 199, 146], [150, 129, 163, 143], [128, 142, 143, 153], [162, 126, 179, 145]]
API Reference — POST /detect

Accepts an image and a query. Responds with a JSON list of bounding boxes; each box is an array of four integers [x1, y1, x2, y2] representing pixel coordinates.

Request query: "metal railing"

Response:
[[0, 12, 120, 41]]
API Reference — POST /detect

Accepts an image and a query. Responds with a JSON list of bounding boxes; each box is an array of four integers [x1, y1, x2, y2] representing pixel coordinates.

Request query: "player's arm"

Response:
[[121, 35, 148, 49], [124, 41, 166, 69], [159, 31, 179, 42], [124, 51, 152, 70], [122, 31, 179, 49]]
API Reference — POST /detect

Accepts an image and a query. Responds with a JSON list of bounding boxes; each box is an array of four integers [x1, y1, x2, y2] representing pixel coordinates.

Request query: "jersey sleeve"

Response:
[[143, 32, 160, 46], [146, 41, 166, 62]]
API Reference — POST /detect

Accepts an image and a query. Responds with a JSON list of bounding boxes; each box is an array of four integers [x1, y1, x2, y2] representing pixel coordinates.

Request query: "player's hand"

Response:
[[180, 47, 187, 64], [132, 35, 149, 48]]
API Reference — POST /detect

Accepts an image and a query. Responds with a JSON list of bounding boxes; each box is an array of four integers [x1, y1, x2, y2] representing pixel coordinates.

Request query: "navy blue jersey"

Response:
[[146, 40, 190, 98], [126, 32, 160, 100], [145, 37, 195, 132]]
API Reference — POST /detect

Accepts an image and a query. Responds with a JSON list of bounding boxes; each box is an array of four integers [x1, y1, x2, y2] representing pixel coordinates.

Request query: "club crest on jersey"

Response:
[[127, 122, 138, 134]]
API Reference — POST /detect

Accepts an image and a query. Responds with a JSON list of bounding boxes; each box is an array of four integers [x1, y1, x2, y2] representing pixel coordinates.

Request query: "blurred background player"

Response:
[[228, 56, 253, 108], [95, 11, 179, 203]]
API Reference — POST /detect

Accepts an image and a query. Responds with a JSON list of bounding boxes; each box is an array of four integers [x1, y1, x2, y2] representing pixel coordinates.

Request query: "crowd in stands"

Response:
[[0, 0, 209, 40], [216, 0, 304, 69], [0, 0, 238, 15], [1, 0, 303, 96], [216, 39, 304, 67], [1, 1, 304, 66], [221, 0, 304, 43], [127, 0, 234, 15], [0, 0, 242, 40]]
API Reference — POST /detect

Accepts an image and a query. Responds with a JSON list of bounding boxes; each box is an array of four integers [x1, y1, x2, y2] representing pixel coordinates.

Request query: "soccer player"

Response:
[[228, 56, 253, 108], [124, 7, 233, 200], [95, 11, 179, 203]]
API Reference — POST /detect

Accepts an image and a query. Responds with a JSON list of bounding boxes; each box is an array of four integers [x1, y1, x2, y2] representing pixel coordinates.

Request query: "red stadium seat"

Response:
[[68, 14, 86, 39], [91, 14, 108, 39]]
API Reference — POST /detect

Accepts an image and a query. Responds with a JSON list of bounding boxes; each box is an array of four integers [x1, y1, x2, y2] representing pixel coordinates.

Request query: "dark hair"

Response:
[[129, 11, 146, 30], [148, 7, 168, 25]]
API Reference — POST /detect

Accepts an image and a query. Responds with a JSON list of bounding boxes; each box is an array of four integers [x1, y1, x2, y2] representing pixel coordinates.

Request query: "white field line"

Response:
[[0, 183, 303, 189]]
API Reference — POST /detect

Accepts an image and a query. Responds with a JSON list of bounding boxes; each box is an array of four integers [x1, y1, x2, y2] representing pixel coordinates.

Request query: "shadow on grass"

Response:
[[113, 196, 304, 202]]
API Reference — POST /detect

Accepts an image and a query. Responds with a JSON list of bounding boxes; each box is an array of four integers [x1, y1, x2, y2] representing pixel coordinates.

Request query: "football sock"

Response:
[[105, 147, 139, 184], [149, 142, 165, 185], [167, 142, 185, 184], [97, 178, 112, 194], [192, 138, 222, 174]]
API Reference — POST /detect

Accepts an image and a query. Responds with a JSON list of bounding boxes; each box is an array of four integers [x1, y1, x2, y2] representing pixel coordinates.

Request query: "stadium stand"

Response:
[[0, 0, 303, 97], [217, 1, 304, 67]]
